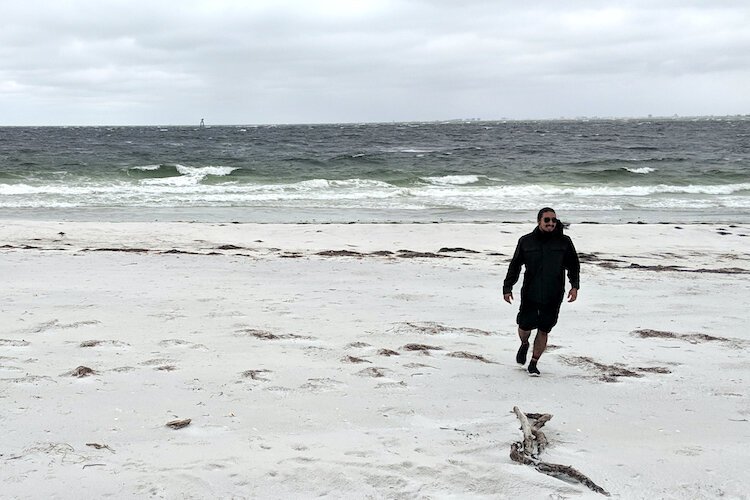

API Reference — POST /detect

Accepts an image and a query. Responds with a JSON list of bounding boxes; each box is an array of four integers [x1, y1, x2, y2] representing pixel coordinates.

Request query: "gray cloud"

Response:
[[1, 0, 748, 124]]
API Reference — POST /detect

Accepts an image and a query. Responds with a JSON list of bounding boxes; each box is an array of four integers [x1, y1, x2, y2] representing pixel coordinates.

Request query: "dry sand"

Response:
[[1, 221, 748, 499]]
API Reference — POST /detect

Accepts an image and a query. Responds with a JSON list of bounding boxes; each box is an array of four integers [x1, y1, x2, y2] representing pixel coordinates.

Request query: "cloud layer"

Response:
[[1, 0, 749, 125]]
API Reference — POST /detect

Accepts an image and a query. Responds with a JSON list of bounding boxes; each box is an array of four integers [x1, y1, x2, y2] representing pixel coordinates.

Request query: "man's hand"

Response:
[[567, 288, 578, 302], [503, 292, 513, 304]]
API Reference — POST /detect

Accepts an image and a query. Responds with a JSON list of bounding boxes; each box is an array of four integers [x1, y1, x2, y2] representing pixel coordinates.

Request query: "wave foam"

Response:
[[175, 165, 238, 177], [624, 167, 656, 174], [2, 178, 749, 212], [421, 175, 482, 186], [140, 165, 239, 186]]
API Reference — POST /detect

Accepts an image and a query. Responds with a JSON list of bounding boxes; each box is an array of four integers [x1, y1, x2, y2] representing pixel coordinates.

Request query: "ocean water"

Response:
[[1, 119, 748, 223]]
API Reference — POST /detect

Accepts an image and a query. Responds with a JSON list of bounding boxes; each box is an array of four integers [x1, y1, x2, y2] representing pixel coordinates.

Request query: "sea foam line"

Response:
[[3, 180, 750, 198]]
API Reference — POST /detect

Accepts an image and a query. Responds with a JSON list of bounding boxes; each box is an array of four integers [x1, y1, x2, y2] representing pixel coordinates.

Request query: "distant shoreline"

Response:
[[2, 114, 750, 128]]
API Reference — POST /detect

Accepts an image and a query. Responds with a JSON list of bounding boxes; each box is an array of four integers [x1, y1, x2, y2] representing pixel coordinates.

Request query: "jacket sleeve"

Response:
[[564, 237, 580, 289], [502, 239, 524, 294]]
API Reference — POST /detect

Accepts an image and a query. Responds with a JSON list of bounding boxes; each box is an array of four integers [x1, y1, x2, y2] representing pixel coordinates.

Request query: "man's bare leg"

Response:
[[528, 330, 548, 375], [516, 327, 531, 364], [532, 330, 548, 359]]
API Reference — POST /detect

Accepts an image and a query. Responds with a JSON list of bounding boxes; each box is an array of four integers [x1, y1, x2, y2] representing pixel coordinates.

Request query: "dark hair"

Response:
[[537, 207, 556, 221]]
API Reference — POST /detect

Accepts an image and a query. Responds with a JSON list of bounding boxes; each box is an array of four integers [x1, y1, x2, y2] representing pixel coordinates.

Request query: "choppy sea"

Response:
[[1, 119, 748, 223]]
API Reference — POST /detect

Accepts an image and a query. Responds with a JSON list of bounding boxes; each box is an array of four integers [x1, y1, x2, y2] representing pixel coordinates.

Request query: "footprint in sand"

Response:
[[363, 474, 410, 490], [0, 365, 23, 376], [341, 355, 371, 364], [158, 339, 208, 350], [344, 450, 373, 458], [375, 381, 407, 389], [138, 358, 174, 366], [299, 378, 346, 391], [241, 369, 272, 381], [346, 342, 371, 349], [446, 351, 495, 363], [390, 322, 494, 337], [355, 367, 391, 378], [264, 386, 294, 394], [208, 310, 247, 318], [138, 358, 177, 371], [0, 339, 30, 347], [377, 349, 400, 357], [26, 319, 101, 333], [674, 446, 703, 456], [403, 362, 435, 369], [79, 340, 130, 348], [110, 366, 136, 373], [233, 328, 315, 341], [27, 319, 101, 333], [1, 374, 54, 384]]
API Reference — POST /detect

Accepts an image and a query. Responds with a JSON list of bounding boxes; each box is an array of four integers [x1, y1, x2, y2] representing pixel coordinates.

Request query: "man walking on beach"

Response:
[[503, 208, 580, 375]]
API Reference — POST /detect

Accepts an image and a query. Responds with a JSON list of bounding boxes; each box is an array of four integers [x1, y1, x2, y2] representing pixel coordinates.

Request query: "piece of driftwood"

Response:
[[530, 412, 552, 454], [513, 407, 535, 455], [69, 366, 96, 377], [510, 406, 610, 496], [82, 463, 106, 469], [86, 443, 115, 453], [165, 418, 191, 429]]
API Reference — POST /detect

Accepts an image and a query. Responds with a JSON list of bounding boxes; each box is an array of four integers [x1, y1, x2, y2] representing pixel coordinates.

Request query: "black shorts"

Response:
[[517, 299, 561, 332]]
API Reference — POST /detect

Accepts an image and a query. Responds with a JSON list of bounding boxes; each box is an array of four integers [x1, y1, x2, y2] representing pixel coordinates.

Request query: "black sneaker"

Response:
[[528, 361, 540, 376], [516, 343, 530, 365]]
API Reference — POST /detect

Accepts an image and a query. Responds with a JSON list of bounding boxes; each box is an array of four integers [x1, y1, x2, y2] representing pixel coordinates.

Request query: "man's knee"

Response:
[[518, 328, 532, 342]]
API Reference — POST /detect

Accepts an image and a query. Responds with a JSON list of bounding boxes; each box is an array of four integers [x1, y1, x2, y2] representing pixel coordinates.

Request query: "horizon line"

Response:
[[2, 113, 749, 128]]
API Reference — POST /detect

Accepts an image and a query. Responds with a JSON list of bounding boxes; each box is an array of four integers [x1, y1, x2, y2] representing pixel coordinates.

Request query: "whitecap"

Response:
[[289, 178, 394, 191], [625, 167, 656, 174], [139, 165, 239, 186], [175, 165, 238, 177], [328, 179, 394, 189], [421, 175, 482, 186]]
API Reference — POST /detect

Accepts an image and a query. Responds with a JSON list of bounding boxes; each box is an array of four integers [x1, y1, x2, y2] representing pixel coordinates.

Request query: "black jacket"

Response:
[[503, 225, 580, 305]]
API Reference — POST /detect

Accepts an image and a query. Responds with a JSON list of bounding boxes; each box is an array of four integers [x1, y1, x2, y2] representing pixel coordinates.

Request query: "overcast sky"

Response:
[[1, 0, 749, 125]]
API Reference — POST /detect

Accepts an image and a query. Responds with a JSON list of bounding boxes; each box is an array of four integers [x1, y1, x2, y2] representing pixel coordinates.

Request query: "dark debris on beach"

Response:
[[68, 365, 96, 377], [402, 343, 443, 352], [559, 355, 671, 383], [631, 329, 739, 344]]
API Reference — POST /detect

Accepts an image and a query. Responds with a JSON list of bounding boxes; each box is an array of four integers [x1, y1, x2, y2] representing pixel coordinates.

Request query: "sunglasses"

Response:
[[543, 217, 558, 223]]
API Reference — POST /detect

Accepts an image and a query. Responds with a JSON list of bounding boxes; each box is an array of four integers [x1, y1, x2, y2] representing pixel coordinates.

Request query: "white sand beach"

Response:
[[1, 221, 748, 499]]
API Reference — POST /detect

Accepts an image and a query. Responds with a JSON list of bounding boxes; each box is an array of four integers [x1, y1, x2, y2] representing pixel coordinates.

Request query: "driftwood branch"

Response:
[[532, 428, 549, 455], [510, 406, 610, 496], [529, 411, 551, 455], [537, 462, 610, 496], [512, 406, 534, 455]]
